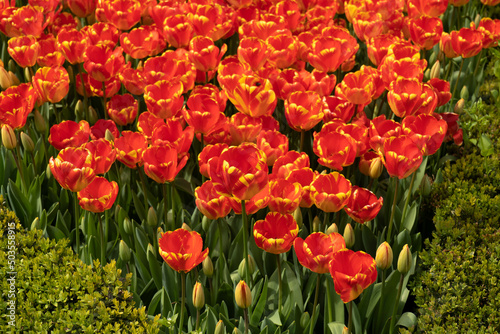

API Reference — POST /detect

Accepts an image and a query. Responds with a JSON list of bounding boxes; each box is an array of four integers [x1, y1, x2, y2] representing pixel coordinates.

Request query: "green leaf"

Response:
[[46, 225, 66, 241], [250, 277, 268, 327], [402, 202, 418, 233], [7, 179, 30, 224], [147, 289, 162, 316], [361, 225, 377, 257], [396, 312, 417, 330], [478, 134, 493, 157], [268, 309, 282, 326], [327, 322, 346, 334], [147, 247, 163, 290]]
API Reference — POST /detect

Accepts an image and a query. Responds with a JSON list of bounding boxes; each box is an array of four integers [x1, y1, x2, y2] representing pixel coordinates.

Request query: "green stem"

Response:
[[180, 272, 186, 334], [472, 49, 483, 80], [386, 178, 399, 242], [102, 81, 108, 119], [137, 167, 149, 211], [162, 183, 170, 230], [389, 273, 405, 334], [241, 200, 250, 286], [218, 218, 224, 258], [400, 172, 416, 232], [450, 58, 464, 109], [347, 300, 353, 334], [74, 193, 80, 257], [300, 129, 305, 153], [244, 308, 249, 334], [276, 254, 282, 314], [12, 143, 27, 194], [171, 182, 176, 228], [309, 274, 321, 334], [97, 213, 106, 265], [78, 63, 88, 114], [195, 309, 200, 332]]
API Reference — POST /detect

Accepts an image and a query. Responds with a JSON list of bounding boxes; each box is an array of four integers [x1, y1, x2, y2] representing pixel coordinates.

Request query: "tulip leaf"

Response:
[[283, 262, 304, 315], [351, 299, 362, 334], [412, 156, 428, 196], [147, 289, 162, 316], [27, 172, 44, 220], [147, 248, 163, 290], [361, 225, 377, 257], [259, 326, 269, 334], [55, 210, 71, 237], [402, 202, 418, 233], [396, 312, 417, 330], [134, 250, 152, 283], [327, 322, 346, 334], [6, 179, 30, 225], [59, 188, 69, 213], [216, 282, 233, 307], [46, 202, 59, 225], [131, 190, 146, 222], [204, 306, 218, 334], [46, 225, 66, 241], [373, 271, 401, 333], [250, 276, 268, 327], [357, 283, 380, 326]]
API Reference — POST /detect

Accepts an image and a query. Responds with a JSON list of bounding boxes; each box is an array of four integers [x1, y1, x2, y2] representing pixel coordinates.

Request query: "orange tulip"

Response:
[[67, 0, 96, 17], [4, 5, 48, 38], [344, 186, 383, 224], [142, 145, 188, 184], [36, 34, 65, 67], [114, 131, 148, 169], [84, 139, 116, 175], [144, 80, 184, 120], [237, 37, 270, 71], [427, 78, 451, 107], [477, 18, 500, 49], [136, 111, 165, 142], [32, 66, 70, 104], [335, 70, 375, 106], [90, 119, 119, 141], [268, 178, 302, 214], [159, 228, 209, 273], [151, 119, 194, 160], [450, 27, 483, 58], [7, 35, 40, 68], [313, 129, 357, 172], [267, 32, 299, 69], [329, 249, 377, 303], [387, 77, 429, 118], [272, 150, 310, 179], [78, 177, 119, 213], [402, 114, 448, 156], [408, 16, 443, 50], [253, 212, 299, 254], [120, 25, 165, 59], [358, 151, 384, 179], [0, 83, 37, 129], [308, 36, 344, 73], [102, 0, 142, 31], [228, 112, 263, 145], [286, 167, 317, 208], [48, 120, 90, 151], [256, 130, 289, 166], [368, 115, 404, 152], [198, 143, 228, 178], [229, 182, 270, 215], [182, 93, 223, 136], [106, 94, 139, 126], [310, 172, 352, 213], [189, 36, 227, 72], [285, 91, 324, 132], [323, 96, 355, 123], [439, 112, 463, 146], [225, 76, 277, 118], [163, 14, 194, 49], [294, 232, 346, 274], [195, 180, 232, 220], [381, 135, 423, 179], [83, 44, 125, 82], [49, 147, 96, 192], [439, 32, 459, 59]]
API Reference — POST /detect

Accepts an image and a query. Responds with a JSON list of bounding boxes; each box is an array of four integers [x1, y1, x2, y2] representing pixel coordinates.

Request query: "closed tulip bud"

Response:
[[454, 98, 465, 114], [369, 158, 383, 179], [202, 256, 213, 277], [430, 60, 441, 79], [67, 65, 74, 84], [24, 67, 31, 82], [157, 227, 164, 241], [0, 67, 12, 89], [147, 207, 157, 229], [300, 312, 310, 328], [147, 243, 156, 257], [182, 222, 192, 231], [45, 163, 52, 180], [293, 207, 303, 228], [8, 72, 20, 86], [424, 69, 430, 81], [326, 223, 338, 234], [397, 244, 412, 274], [460, 85, 469, 101], [375, 242, 393, 270], [34, 109, 47, 133], [312, 216, 321, 232], [88, 106, 99, 125], [192, 281, 205, 309], [342, 326, 349, 334], [343, 223, 355, 248], [8, 59, 16, 73], [233, 328, 242, 334], [235, 280, 252, 309], [202, 215, 210, 232], [75, 100, 85, 118], [238, 255, 256, 278], [1, 125, 17, 150], [123, 217, 133, 235], [429, 51, 437, 66], [474, 14, 481, 28], [214, 320, 225, 334], [119, 240, 131, 262], [104, 129, 115, 142], [20, 132, 34, 152], [31, 217, 41, 230]]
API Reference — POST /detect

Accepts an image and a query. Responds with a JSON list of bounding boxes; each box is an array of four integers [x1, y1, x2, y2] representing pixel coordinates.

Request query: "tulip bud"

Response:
[[147, 207, 157, 229], [293, 207, 303, 228], [342, 326, 349, 334], [1, 124, 17, 150], [397, 244, 412, 274], [31, 217, 41, 231], [8, 59, 16, 73], [88, 106, 99, 125], [375, 241, 393, 270], [202, 215, 210, 232], [369, 157, 383, 179], [300, 312, 310, 329], [235, 280, 252, 309], [67, 65, 74, 84], [157, 226, 164, 241], [45, 163, 52, 180], [8, 71, 20, 86], [326, 223, 338, 234], [123, 217, 133, 235], [34, 109, 47, 133], [420, 174, 432, 196], [104, 129, 115, 142], [147, 243, 156, 257], [202, 256, 214, 277], [232, 328, 242, 334], [428, 51, 437, 66], [20, 132, 34, 152], [430, 60, 441, 79], [24, 67, 31, 82], [182, 222, 192, 231], [75, 100, 85, 118], [460, 85, 469, 101], [0, 66, 12, 89], [238, 255, 256, 279], [192, 281, 205, 309], [454, 98, 465, 114], [119, 240, 131, 262], [312, 216, 321, 232], [423, 68, 430, 81], [214, 320, 225, 334], [474, 14, 481, 28], [343, 223, 355, 248]]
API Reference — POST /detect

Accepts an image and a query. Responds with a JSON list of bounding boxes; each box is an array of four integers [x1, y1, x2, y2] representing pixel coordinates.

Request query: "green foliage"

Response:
[[412, 99, 500, 333], [0, 197, 161, 333]]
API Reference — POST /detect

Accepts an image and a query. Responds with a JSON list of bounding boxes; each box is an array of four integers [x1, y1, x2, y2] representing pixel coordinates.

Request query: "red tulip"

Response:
[[358, 151, 384, 179], [402, 114, 448, 156], [352, 11, 385, 42], [114, 131, 148, 169], [78, 177, 119, 213], [189, 36, 227, 73], [229, 182, 270, 215], [208, 143, 268, 201], [49, 146, 96, 192], [84, 139, 116, 175], [195, 180, 232, 220], [427, 78, 452, 107], [144, 80, 184, 119], [151, 119, 194, 160], [335, 70, 375, 106], [477, 18, 500, 49], [344, 186, 383, 224], [102, 0, 142, 31], [90, 119, 119, 141], [368, 115, 404, 152], [7, 35, 40, 68], [182, 93, 223, 136], [237, 37, 270, 71], [32, 66, 70, 104], [439, 112, 463, 146], [387, 77, 430, 118], [142, 145, 188, 184], [48, 120, 90, 151], [200, 116, 232, 146], [285, 91, 324, 132], [329, 249, 377, 303], [310, 173, 352, 213], [119, 67, 146, 95], [294, 232, 346, 274], [381, 135, 423, 179], [0, 84, 37, 129], [450, 27, 483, 58], [163, 14, 194, 49], [49, 12, 79, 36], [136, 112, 165, 142], [408, 16, 443, 51], [159, 228, 209, 273], [253, 212, 299, 254], [106, 94, 138, 126], [313, 126, 357, 172], [198, 143, 228, 178], [323, 96, 355, 123], [256, 130, 289, 166], [272, 150, 310, 179], [267, 32, 299, 69], [67, 0, 96, 17], [225, 76, 277, 118], [268, 178, 302, 214], [4, 5, 48, 38], [228, 112, 263, 145], [286, 168, 317, 208], [120, 25, 165, 59], [308, 36, 346, 73], [36, 34, 65, 67], [366, 34, 403, 66], [439, 32, 459, 59], [83, 44, 125, 82]]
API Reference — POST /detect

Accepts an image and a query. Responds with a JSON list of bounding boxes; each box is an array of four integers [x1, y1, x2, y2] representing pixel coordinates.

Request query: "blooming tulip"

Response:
[[159, 228, 209, 273], [142, 145, 188, 184], [344, 186, 383, 224], [381, 135, 423, 179], [195, 181, 232, 220], [253, 212, 299, 254], [114, 131, 148, 169], [78, 177, 119, 213], [49, 147, 96, 192], [294, 232, 346, 274], [310, 173, 352, 213], [48, 120, 90, 151]]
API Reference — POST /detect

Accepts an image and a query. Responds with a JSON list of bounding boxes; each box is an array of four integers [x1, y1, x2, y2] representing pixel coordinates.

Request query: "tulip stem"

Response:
[[179, 272, 186, 334], [387, 178, 399, 242], [97, 213, 106, 265], [389, 273, 405, 334], [74, 193, 80, 257], [218, 218, 224, 258], [195, 309, 200, 332], [78, 63, 88, 114], [451, 58, 464, 109], [347, 300, 353, 334], [138, 167, 149, 211], [244, 308, 249, 334], [472, 49, 484, 81], [241, 200, 251, 286], [102, 82, 108, 119], [400, 172, 416, 232], [309, 274, 321, 334], [276, 254, 283, 314], [300, 129, 305, 153], [12, 143, 28, 194], [162, 182, 169, 230]]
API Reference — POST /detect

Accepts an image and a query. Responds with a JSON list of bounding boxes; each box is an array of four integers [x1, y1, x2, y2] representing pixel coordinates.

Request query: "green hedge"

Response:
[[412, 99, 500, 333], [0, 197, 161, 334]]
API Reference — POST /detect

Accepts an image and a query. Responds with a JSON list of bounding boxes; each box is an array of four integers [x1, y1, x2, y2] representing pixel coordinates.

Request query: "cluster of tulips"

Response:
[[1, 0, 499, 332]]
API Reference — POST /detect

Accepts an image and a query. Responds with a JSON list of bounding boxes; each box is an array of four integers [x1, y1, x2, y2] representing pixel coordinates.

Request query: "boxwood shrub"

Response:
[[0, 197, 161, 334]]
